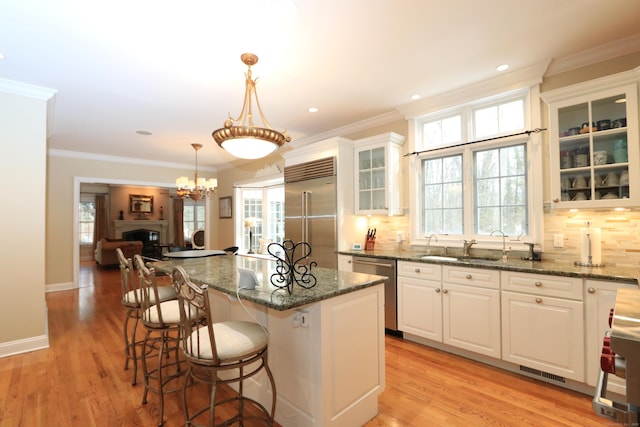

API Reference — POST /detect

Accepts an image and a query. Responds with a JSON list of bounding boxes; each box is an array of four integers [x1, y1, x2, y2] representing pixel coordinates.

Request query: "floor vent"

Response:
[[519, 366, 566, 383]]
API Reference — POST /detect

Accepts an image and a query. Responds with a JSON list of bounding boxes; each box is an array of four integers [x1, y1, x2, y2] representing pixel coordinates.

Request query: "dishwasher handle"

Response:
[[352, 259, 395, 269]]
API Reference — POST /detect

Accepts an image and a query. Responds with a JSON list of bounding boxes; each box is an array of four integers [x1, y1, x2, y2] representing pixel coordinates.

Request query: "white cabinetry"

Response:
[[501, 271, 584, 382], [542, 72, 640, 209], [337, 254, 353, 272], [354, 133, 405, 215], [585, 279, 636, 396], [398, 262, 501, 358], [442, 266, 501, 358], [397, 261, 442, 340]]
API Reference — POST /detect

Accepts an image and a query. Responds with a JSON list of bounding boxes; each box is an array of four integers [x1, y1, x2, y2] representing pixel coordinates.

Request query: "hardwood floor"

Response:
[[0, 262, 609, 426]]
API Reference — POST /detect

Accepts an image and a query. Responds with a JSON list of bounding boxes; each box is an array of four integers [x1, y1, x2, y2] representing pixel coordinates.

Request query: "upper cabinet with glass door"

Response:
[[543, 78, 639, 209], [354, 132, 406, 215]]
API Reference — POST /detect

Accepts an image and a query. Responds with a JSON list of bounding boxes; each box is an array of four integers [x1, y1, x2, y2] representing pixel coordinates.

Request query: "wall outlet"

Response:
[[553, 234, 564, 248]]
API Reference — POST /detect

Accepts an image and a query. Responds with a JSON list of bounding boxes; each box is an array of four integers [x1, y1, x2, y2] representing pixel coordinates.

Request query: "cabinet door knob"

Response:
[[347, 260, 352, 264], [534, 281, 542, 287], [535, 297, 542, 304], [588, 287, 596, 294], [414, 268, 420, 273], [466, 274, 472, 280], [553, 198, 560, 203], [443, 289, 448, 294], [435, 288, 441, 293]]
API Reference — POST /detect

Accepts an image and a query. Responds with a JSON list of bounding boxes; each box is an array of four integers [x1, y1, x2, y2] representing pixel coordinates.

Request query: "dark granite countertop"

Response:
[[339, 249, 639, 285], [151, 255, 387, 311]]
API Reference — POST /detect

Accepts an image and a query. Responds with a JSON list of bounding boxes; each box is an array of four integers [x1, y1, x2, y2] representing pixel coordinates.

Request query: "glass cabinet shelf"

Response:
[[544, 79, 639, 209]]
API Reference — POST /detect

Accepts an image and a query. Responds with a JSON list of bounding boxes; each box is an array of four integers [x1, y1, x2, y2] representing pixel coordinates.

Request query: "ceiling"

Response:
[[1, 0, 640, 171]]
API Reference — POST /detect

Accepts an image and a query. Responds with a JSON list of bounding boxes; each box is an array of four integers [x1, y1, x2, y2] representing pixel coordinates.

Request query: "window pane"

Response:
[[499, 99, 524, 133], [422, 115, 462, 148], [422, 154, 463, 235], [474, 98, 525, 138], [474, 144, 527, 235], [475, 106, 498, 138]]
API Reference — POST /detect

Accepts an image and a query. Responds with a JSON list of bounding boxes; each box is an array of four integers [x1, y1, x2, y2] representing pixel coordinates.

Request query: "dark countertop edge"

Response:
[[339, 250, 639, 285], [231, 277, 387, 311]]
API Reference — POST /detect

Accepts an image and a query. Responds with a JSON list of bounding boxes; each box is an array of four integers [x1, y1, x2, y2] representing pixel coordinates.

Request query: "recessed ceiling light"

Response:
[[136, 130, 152, 136], [308, 107, 318, 113], [0, 53, 5, 60], [496, 64, 509, 72], [411, 94, 421, 100]]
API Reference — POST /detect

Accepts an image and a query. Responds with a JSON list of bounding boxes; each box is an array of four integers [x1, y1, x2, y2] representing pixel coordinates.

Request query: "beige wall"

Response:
[[46, 155, 198, 287], [0, 83, 52, 349]]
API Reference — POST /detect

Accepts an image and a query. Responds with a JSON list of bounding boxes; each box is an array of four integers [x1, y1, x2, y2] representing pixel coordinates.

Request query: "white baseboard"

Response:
[[46, 281, 75, 292], [0, 335, 49, 358]]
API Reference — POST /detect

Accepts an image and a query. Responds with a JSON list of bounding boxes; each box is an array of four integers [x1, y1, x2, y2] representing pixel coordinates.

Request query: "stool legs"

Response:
[[141, 328, 184, 426], [123, 308, 140, 386]]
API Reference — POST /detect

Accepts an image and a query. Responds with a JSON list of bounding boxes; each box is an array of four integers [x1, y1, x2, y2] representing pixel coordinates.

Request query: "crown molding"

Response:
[[546, 33, 640, 77], [0, 77, 57, 100], [48, 148, 217, 172], [290, 110, 403, 149]]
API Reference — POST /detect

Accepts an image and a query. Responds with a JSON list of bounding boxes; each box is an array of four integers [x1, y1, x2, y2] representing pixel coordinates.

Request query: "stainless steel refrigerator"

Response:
[[284, 157, 337, 269]]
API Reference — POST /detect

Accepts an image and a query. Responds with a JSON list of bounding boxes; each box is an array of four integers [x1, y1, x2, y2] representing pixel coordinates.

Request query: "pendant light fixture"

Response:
[[175, 143, 217, 201], [212, 53, 290, 159]]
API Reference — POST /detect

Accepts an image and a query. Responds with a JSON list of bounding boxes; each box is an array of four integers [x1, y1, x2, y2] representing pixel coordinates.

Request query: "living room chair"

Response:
[[134, 254, 185, 427], [172, 265, 276, 426], [191, 229, 205, 249], [117, 249, 177, 387]]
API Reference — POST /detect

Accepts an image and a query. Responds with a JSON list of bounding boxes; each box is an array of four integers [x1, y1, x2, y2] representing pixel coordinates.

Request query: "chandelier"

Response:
[[212, 53, 291, 159], [175, 143, 217, 201]]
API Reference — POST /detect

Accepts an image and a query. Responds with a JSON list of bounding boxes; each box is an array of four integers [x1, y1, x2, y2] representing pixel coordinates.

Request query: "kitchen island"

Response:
[[152, 255, 387, 427]]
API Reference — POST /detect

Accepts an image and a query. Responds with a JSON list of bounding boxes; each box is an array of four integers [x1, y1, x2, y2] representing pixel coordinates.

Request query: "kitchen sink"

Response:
[[420, 255, 501, 263], [421, 255, 458, 262]]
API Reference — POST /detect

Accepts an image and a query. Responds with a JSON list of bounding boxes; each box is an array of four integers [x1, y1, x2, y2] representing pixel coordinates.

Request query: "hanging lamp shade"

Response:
[[212, 53, 290, 159]]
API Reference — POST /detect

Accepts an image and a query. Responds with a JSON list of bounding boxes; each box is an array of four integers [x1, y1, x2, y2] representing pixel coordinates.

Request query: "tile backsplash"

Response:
[[365, 210, 640, 268]]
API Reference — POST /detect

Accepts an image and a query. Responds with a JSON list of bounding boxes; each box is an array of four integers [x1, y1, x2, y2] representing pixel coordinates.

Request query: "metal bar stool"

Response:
[[172, 265, 277, 427], [134, 255, 184, 426]]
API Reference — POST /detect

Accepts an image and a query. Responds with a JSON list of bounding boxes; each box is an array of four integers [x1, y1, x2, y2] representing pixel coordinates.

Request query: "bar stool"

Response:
[[134, 254, 185, 426], [117, 249, 176, 386], [172, 265, 277, 426]]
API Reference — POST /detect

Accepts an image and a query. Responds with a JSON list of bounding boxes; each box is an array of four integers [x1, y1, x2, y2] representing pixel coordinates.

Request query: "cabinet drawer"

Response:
[[501, 271, 583, 300], [443, 266, 500, 289], [397, 261, 441, 280]]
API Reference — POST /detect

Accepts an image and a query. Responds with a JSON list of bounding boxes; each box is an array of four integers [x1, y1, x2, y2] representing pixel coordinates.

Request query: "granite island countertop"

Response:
[[339, 249, 640, 285], [151, 254, 388, 311]]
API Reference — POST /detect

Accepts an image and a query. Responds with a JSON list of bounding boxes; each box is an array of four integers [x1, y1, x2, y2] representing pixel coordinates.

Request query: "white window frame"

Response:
[[409, 87, 544, 253], [233, 176, 285, 253], [183, 200, 205, 243]]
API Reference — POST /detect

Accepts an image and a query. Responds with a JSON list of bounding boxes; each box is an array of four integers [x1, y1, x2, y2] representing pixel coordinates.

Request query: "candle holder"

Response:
[[268, 240, 317, 295]]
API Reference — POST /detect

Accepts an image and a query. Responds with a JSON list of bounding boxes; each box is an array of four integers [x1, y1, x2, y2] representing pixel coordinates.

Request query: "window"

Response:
[[79, 199, 95, 244], [415, 91, 531, 244], [183, 201, 205, 242], [236, 184, 284, 252]]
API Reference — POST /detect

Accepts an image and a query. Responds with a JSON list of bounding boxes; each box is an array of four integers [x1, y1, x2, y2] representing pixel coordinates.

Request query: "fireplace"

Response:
[[122, 229, 160, 258]]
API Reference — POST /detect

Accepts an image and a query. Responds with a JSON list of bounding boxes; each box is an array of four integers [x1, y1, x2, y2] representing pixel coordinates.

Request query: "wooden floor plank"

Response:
[[0, 262, 609, 426]]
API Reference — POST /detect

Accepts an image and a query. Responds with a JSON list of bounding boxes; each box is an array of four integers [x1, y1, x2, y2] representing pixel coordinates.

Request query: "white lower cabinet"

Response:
[[501, 271, 584, 382], [397, 261, 442, 340], [398, 262, 501, 358], [585, 279, 636, 396], [337, 254, 353, 272]]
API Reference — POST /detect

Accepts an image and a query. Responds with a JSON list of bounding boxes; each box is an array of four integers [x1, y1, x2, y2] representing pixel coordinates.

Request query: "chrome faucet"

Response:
[[490, 230, 510, 261], [462, 239, 476, 257], [426, 234, 438, 254]]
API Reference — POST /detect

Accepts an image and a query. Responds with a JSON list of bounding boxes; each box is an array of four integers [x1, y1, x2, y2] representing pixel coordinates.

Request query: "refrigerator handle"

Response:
[[303, 191, 311, 242]]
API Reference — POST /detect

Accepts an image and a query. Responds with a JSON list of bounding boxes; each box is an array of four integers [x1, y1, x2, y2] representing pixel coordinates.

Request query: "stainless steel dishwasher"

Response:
[[352, 256, 400, 335]]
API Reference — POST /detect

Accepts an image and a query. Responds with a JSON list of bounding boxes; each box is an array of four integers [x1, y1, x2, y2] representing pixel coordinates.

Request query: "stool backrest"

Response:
[[172, 266, 219, 364], [117, 247, 140, 308], [134, 254, 165, 326]]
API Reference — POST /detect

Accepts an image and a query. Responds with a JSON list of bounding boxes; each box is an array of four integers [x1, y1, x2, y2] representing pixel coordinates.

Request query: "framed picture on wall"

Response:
[[219, 196, 232, 218]]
